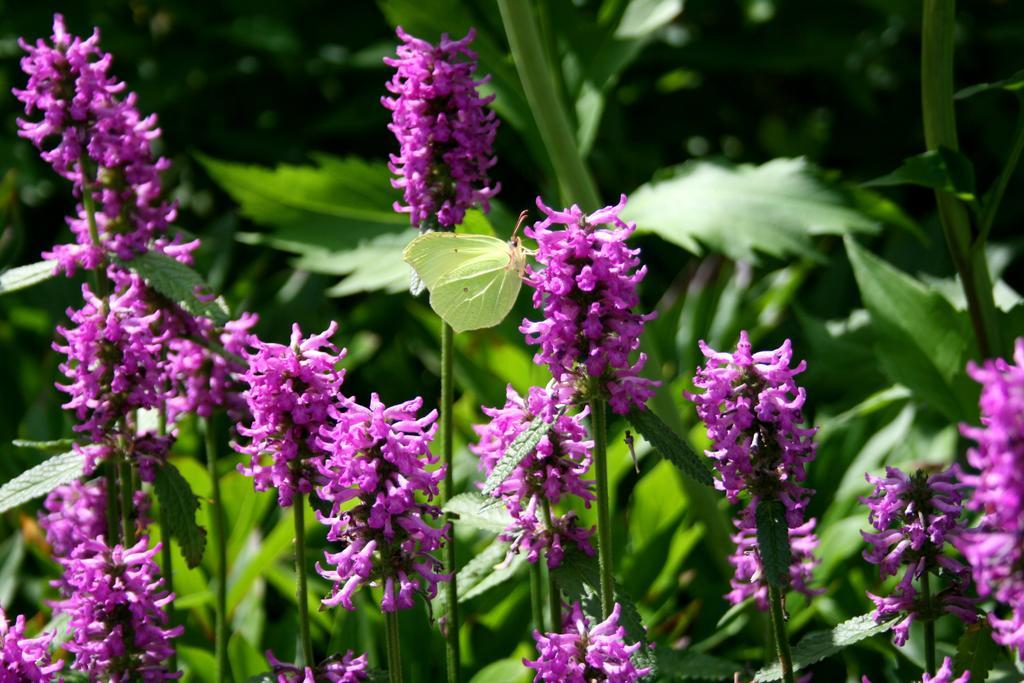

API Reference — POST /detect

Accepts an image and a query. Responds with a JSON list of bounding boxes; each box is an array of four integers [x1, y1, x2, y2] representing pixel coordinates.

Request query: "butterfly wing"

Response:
[[402, 233, 508, 290]]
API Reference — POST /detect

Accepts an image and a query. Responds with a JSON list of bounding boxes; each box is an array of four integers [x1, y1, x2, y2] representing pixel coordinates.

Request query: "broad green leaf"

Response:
[[754, 499, 791, 587], [845, 238, 977, 422], [656, 649, 740, 680], [481, 410, 560, 495], [433, 539, 525, 617], [626, 407, 714, 487], [179, 646, 218, 683], [467, 657, 530, 683], [228, 633, 267, 682], [626, 158, 882, 262], [0, 451, 85, 514], [865, 148, 976, 201], [956, 68, 1024, 99], [0, 260, 56, 295], [123, 251, 230, 325], [11, 438, 78, 454], [953, 621, 1001, 682], [154, 462, 207, 568], [0, 536, 25, 606], [228, 506, 317, 613], [443, 492, 514, 533], [753, 614, 897, 681]]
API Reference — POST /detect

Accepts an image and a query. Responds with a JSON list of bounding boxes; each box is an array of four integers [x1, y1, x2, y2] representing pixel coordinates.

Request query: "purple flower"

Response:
[[521, 196, 658, 415], [686, 331, 820, 607], [40, 479, 108, 560], [524, 602, 651, 683], [315, 394, 448, 612], [235, 322, 346, 507], [957, 337, 1024, 650], [862, 657, 969, 683], [56, 537, 182, 681], [383, 27, 499, 228], [471, 383, 595, 567], [0, 609, 64, 682], [266, 650, 369, 683], [13, 14, 191, 274]]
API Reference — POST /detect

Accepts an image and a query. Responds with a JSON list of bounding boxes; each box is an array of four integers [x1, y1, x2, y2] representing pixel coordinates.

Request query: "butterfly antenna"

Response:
[[512, 210, 529, 239]]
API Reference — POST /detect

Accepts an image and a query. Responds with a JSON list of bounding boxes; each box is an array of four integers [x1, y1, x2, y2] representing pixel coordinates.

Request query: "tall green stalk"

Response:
[[529, 563, 546, 633], [921, 570, 937, 675], [541, 498, 562, 629], [202, 417, 229, 683], [440, 321, 460, 683], [157, 410, 177, 674], [385, 609, 405, 683], [589, 398, 614, 619], [293, 493, 314, 668], [104, 460, 120, 544], [118, 456, 135, 547], [497, 0, 601, 210], [921, 0, 1001, 359], [767, 584, 795, 683]]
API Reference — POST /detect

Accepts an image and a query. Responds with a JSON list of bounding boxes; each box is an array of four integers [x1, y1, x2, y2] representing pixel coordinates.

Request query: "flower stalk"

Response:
[[202, 417, 229, 683], [441, 321, 461, 683], [921, 569, 936, 675], [385, 609, 404, 683], [293, 492, 313, 668], [590, 398, 614, 619], [767, 584, 795, 683]]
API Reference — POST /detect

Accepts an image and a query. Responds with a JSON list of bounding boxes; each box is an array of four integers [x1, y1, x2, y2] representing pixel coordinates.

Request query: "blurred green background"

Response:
[[1, 1, 1023, 681]]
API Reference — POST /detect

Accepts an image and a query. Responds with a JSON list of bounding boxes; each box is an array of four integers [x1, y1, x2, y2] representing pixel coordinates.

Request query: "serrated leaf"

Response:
[[656, 649, 741, 680], [956, 68, 1024, 99], [481, 410, 563, 495], [626, 158, 883, 262], [754, 499, 791, 588], [433, 539, 525, 617], [12, 438, 78, 454], [123, 251, 230, 325], [0, 260, 57, 295], [753, 614, 897, 681], [443, 492, 514, 533], [626, 407, 714, 487], [0, 451, 86, 514], [845, 238, 977, 422], [865, 148, 976, 201], [953, 620, 1001, 682], [154, 462, 207, 568]]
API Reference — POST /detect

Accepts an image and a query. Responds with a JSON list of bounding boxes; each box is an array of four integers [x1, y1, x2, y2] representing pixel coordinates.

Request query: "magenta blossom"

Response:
[[862, 657, 969, 683], [472, 382, 595, 567], [316, 394, 449, 612], [0, 609, 64, 682], [521, 196, 658, 414], [267, 650, 369, 683], [383, 27, 499, 228], [524, 602, 651, 683]]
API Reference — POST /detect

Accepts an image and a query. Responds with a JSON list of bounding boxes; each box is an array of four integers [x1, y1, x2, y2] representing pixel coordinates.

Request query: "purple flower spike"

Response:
[[235, 322, 346, 507], [0, 609, 64, 682], [39, 479, 108, 560], [267, 649, 369, 682], [524, 602, 651, 683], [686, 331, 820, 608], [14, 14, 192, 274], [56, 537, 183, 681], [383, 27, 499, 228], [471, 383, 595, 567], [316, 394, 449, 612], [958, 337, 1024, 650], [521, 196, 658, 414]]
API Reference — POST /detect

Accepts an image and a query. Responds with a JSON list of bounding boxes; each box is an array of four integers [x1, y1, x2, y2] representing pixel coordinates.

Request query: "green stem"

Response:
[[203, 417, 229, 683], [119, 456, 135, 547], [156, 409, 176, 674], [105, 461, 120, 545], [385, 609, 404, 683], [767, 584, 795, 683], [921, 0, 1001, 359], [541, 499, 561, 629], [529, 562, 546, 633], [497, 0, 601, 209], [440, 321, 461, 683], [293, 493, 314, 668], [979, 101, 1024, 240], [77, 153, 108, 298], [922, 570, 936, 675], [589, 398, 614, 619]]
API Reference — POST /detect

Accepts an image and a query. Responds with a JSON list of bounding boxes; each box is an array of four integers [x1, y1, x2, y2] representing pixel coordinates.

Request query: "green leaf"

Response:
[[122, 251, 230, 325], [0, 451, 86, 514], [481, 409, 563, 495], [845, 238, 977, 422], [626, 158, 883, 262], [953, 621, 1001, 682], [754, 499, 791, 587], [433, 539, 526, 617], [656, 649, 741, 680], [865, 148, 976, 201], [443, 492, 514, 533], [753, 614, 897, 681], [11, 438, 78, 454], [626, 407, 714, 487], [228, 633, 267, 681], [154, 462, 207, 568], [467, 657, 530, 683], [241, 676, 275, 683], [0, 260, 56, 295], [956, 68, 1024, 99]]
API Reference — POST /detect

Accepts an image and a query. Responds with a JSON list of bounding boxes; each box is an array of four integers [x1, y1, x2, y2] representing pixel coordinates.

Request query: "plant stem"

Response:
[[440, 321, 461, 683], [767, 584, 795, 683], [921, 570, 937, 675], [155, 409, 177, 673], [541, 499, 562, 629], [529, 562, 546, 633], [105, 461, 120, 545], [77, 153, 108, 298], [202, 417, 228, 683], [497, 0, 601, 210], [293, 493, 314, 668], [979, 101, 1024, 240], [385, 610, 405, 683], [119, 456, 135, 547], [921, 0, 1001, 359], [589, 398, 614, 619]]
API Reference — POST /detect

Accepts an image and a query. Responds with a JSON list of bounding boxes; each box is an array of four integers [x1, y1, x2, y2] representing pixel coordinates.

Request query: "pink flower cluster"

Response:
[[861, 467, 975, 646], [521, 196, 658, 414], [383, 27, 499, 228], [958, 338, 1024, 649], [524, 602, 651, 683], [235, 322, 346, 507], [316, 394, 449, 612], [472, 383, 595, 567], [687, 331, 820, 608], [0, 609, 64, 682], [267, 650, 369, 683]]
